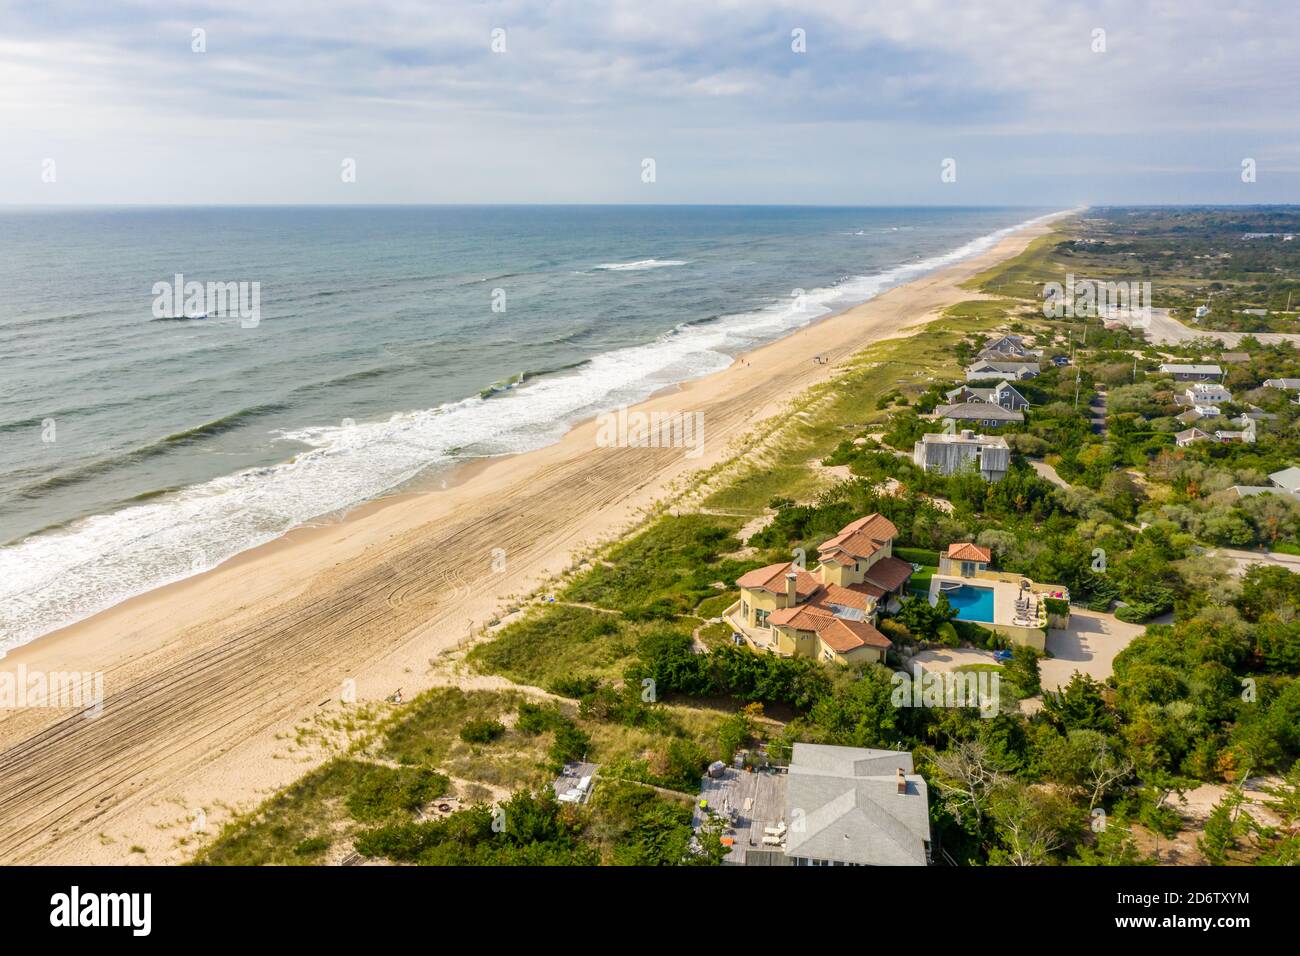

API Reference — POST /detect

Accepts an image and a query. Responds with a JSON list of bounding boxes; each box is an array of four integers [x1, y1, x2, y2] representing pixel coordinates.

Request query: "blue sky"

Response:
[[3, 0, 1299, 204]]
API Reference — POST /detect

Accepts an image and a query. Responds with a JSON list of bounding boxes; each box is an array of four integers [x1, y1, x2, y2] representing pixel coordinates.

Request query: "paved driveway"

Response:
[[909, 646, 1000, 672], [1039, 608, 1143, 691], [1144, 308, 1300, 347], [1211, 547, 1300, 577]]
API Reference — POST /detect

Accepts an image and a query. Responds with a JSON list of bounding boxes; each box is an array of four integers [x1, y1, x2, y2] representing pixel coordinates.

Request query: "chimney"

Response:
[[785, 570, 798, 605], [896, 768, 907, 794]]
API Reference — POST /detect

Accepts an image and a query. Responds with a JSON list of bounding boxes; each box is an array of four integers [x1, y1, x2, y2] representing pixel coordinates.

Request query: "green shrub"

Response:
[[293, 836, 330, 858], [459, 718, 506, 744], [895, 547, 941, 566], [345, 765, 451, 823], [548, 675, 601, 699]]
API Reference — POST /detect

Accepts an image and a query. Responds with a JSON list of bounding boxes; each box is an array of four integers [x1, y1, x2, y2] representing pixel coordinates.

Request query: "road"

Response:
[[1143, 308, 1300, 347], [1210, 547, 1300, 577], [1029, 459, 1070, 488]]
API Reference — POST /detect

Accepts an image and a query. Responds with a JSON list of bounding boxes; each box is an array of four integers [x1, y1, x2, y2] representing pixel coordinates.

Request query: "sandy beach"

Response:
[[0, 211, 1070, 864]]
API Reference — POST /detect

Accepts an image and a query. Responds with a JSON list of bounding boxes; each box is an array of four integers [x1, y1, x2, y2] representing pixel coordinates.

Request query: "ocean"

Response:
[[0, 204, 1053, 652]]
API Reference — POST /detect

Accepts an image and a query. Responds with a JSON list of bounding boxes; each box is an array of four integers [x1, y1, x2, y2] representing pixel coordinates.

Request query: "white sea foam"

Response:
[[0, 211, 1058, 654], [591, 258, 688, 271]]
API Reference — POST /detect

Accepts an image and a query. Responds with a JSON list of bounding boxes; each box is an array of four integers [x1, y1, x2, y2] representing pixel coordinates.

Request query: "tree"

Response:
[[1041, 673, 1115, 733], [894, 592, 958, 642], [1038, 729, 1133, 809], [930, 740, 1007, 835], [1072, 815, 1153, 865], [1197, 789, 1243, 865], [1004, 645, 1041, 697], [987, 781, 1080, 865]]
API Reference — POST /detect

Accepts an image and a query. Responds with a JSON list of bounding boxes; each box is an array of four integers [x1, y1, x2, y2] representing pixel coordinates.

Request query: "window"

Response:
[[755, 609, 770, 627]]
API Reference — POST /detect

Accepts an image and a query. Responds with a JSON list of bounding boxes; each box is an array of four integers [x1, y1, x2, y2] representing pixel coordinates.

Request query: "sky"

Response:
[[2, 0, 1300, 205]]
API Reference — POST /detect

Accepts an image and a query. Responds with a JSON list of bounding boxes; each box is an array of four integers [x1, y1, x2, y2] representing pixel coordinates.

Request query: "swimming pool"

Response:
[[943, 584, 996, 623]]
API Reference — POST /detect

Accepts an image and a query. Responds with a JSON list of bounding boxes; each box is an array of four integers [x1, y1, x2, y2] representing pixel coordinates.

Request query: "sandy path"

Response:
[[0, 212, 1068, 864]]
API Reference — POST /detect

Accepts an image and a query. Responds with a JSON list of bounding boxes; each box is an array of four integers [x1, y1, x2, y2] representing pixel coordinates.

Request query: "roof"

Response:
[[918, 431, 1008, 447], [1175, 427, 1209, 442], [946, 542, 992, 562], [783, 744, 930, 866], [1219, 352, 1251, 363], [1231, 485, 1282, 497], [838, 513, 898, 540], [863, 555, 915, 592], [735, 562, 821, 597], [818, 529, 887, 563], [817, 514, 899, 563], [767, 604, 891, 652], [1159, 363, 1222, 375], [1270, 466, 1300, 492], [1264, 378, 1300, 389], [969, 360, 1040, 372], [934, 402, 1024, 422]]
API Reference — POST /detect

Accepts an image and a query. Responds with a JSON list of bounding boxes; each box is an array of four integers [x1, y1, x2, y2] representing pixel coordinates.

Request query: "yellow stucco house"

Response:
[[725, 513, 914, 666]]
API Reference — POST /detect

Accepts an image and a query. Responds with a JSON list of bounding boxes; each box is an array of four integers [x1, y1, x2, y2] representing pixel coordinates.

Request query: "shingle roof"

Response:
[[1270, 466, 1300, 491], [934, 402, 1024, 422], [783, 744, 930, 866]]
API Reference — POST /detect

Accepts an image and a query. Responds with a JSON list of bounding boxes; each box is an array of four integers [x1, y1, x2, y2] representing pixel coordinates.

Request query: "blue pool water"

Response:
[[945, 584, 996, 623]]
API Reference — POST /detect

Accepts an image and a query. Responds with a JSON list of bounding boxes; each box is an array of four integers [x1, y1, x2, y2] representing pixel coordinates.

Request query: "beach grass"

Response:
[[561, 513, 758, 615], [465, 605, 638, 690], [961, 230, 1071, 298], [191, 219, 1081, 866]]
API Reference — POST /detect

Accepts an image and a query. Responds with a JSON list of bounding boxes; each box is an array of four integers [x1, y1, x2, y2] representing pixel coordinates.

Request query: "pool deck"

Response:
[[929, 573, 1059, 631]]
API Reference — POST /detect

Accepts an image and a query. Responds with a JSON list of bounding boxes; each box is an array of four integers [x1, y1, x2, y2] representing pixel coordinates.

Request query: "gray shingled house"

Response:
[[782, 744, 931, 866], [913, 430, 1010, 481]]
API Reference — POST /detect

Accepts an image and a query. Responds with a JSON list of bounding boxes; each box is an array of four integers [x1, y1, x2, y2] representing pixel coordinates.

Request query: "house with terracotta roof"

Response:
[[938, 542, 991, 578], [926, 541, 1069, 652], [727, 513, 913, 666]]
